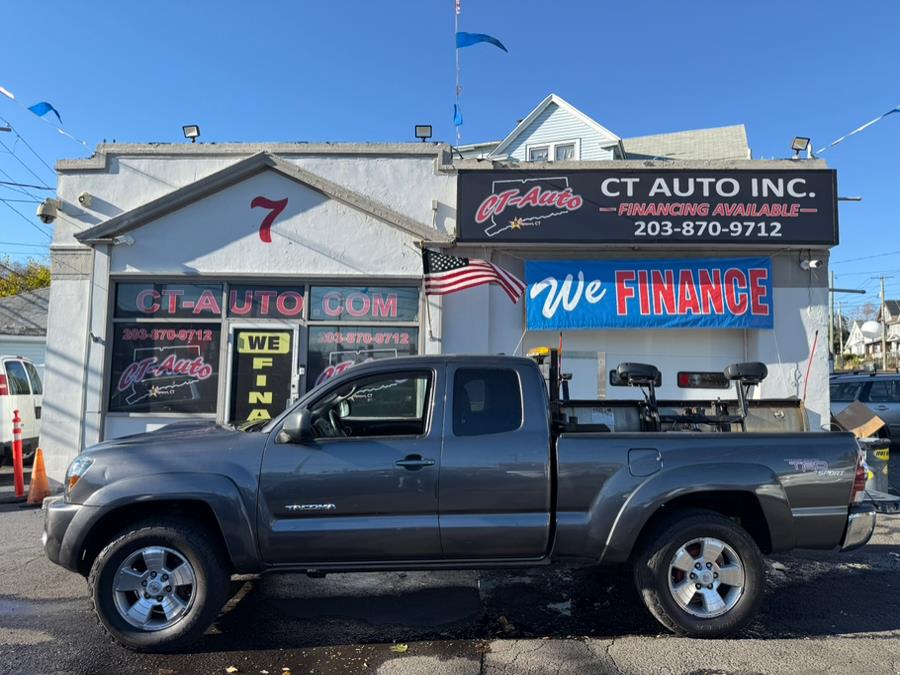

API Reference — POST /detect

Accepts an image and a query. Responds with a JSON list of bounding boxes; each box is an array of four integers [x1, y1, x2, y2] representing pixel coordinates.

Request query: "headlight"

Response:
[[64, 456, 94, 498]]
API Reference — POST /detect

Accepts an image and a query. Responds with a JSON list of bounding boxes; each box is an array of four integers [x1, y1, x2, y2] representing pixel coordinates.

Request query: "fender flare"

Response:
[[63, 473, 260, 573], [595, 463, 794, 564]]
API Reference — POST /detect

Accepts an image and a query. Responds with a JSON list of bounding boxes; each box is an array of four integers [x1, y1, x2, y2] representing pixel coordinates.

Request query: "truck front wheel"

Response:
[[632, 509, 764, 637], [88, 519, 229, 652]]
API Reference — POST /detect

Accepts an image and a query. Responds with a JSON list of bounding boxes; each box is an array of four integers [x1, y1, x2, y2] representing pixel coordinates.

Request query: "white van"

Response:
[[1, 356, 43, 465]]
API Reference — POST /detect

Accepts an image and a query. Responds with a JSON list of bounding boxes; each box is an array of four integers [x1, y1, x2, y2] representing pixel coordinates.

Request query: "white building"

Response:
[[41, 95, 837, 481]]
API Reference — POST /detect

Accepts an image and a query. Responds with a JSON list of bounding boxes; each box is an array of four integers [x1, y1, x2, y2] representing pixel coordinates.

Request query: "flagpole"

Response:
[[455, 0, 461, 145]]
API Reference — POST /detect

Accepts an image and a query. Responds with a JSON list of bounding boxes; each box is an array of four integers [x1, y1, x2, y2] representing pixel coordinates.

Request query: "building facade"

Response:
[[41, 96, 838, 480]]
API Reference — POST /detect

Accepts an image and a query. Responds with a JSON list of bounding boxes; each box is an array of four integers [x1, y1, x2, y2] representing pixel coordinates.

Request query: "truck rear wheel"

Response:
[[88, 519, 229, 652], [632, 509, 764, 637]]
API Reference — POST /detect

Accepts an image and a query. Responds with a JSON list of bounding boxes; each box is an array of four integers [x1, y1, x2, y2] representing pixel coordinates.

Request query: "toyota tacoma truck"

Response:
[[43, 351, 876, 651]]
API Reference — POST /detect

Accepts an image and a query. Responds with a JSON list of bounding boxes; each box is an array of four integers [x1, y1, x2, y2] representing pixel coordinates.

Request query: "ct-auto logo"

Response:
[[474, 176, 584, 237]]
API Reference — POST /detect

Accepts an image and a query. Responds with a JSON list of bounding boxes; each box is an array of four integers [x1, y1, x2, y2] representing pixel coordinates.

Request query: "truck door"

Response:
[[257, 365, 443, 564], [439, 363, 552, 559]]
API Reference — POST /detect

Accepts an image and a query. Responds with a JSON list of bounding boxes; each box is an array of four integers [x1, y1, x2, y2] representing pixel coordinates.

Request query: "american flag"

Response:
[[422, 249, 526, 303]]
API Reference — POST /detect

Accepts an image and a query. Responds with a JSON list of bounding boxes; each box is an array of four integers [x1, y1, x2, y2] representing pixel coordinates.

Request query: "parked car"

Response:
[[1, 355, 43, 465], [44, 353, 874, 651], [831, 372, 900, 438]]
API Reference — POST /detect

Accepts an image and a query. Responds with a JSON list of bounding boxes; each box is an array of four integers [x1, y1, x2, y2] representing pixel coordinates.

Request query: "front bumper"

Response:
[[42, 496, 84, 571], [840, 504, 877, 551]]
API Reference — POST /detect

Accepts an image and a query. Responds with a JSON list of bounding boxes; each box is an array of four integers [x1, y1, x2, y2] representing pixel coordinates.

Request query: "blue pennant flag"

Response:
[[455, 31, 508, 52], [453, 104, 463, 127], [28, 101, 62, 124]]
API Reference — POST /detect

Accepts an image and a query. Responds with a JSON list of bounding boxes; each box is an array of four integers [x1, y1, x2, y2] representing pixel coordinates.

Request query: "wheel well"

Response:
[[637, 491, 773, 555], [76, 500, 233, 577]]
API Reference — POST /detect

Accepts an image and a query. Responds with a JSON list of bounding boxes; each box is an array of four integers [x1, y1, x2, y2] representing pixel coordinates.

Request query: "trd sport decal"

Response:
[[251, 196, 288, 243]]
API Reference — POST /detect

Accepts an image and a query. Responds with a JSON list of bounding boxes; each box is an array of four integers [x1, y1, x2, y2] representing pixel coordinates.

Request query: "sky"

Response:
[[1, 0, 899, 318]]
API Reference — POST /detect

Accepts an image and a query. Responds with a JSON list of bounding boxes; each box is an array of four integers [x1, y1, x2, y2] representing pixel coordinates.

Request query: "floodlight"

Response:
[[415, 125, 432, 142], [182, 125, 201, 143]]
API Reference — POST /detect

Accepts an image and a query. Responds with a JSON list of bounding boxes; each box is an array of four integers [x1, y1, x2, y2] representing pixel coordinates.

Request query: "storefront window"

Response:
[[227, 285, 305, 319], [309, 286, 419, 322], [307, 326, 419, 388], [108, 323, 221, 413], [115, 283, 224, 318]]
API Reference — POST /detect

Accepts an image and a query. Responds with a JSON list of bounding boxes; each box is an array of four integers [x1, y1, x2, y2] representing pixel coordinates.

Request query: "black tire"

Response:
[[88, 519, 230, 652], [632, 508, 764, 638]]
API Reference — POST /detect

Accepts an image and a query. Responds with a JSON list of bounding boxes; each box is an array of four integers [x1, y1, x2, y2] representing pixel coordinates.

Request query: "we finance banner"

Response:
[[526, 257, 773, 330]]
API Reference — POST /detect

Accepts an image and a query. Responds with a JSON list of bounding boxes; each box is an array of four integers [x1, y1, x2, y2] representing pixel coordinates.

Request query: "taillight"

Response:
[[851, 453, 868, 503], [0, 374, 7, 396]]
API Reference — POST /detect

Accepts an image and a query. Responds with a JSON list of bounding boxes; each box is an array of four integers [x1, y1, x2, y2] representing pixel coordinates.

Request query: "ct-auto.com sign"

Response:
[[457, 169, 837, 245]]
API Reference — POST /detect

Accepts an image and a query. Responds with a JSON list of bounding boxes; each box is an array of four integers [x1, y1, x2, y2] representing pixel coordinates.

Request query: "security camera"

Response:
[[800, 259, 823, 270], [77, 192, 92, 208], [36, 199, 59, 224]]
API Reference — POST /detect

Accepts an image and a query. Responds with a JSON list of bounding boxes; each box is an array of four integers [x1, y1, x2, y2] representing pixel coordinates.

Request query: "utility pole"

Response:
[[879, 276, 893, 370], [829, 271, 835, 366], [838, 300, 844, 370]]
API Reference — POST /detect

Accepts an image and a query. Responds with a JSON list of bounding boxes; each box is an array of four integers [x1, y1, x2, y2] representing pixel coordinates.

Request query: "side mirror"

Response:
[[278, 408, 313, 444]]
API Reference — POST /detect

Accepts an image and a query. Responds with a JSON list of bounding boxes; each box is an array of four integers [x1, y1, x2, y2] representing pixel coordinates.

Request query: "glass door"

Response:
[[226, 323, 300, 424]]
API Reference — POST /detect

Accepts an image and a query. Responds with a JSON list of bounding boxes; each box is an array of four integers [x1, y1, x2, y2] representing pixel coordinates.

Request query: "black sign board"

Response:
[[457, 169, 838, 245], [108, 324, 220, 413], [229, 330, 294, 422]]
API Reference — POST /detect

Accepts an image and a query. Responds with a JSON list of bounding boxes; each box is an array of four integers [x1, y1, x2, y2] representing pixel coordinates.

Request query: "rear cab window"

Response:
[[453, 368, 522, 436], [830, 381, 862, 402], [3, 360, 31, 396]]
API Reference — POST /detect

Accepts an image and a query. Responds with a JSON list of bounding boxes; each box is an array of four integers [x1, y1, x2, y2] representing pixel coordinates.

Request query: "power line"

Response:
[[0, 137, 51, 188], [0, 179, 55, 191], [832, 249, 900, 265], [0, 198, 52, 239], [0, 240, 49, 248], [0, 116, 56, 175]]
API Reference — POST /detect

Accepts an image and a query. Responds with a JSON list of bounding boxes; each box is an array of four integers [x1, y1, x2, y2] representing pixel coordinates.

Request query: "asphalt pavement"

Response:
[[0, 504, 898, 675]]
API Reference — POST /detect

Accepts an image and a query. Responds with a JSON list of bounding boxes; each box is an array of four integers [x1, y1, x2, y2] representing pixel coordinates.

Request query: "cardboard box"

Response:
[[831, 401, 886, 438]]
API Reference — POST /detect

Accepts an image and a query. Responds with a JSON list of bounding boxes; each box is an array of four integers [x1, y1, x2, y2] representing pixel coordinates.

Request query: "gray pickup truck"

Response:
[[44, 352, 875, 652]]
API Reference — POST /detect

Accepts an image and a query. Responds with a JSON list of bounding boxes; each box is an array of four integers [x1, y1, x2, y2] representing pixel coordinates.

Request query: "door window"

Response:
[[23, 362, 42, 395], [4, 361, 31, 395], [453, 368, 522, 437], [309, 371, 431, 439], [866, 379, 900, 403]]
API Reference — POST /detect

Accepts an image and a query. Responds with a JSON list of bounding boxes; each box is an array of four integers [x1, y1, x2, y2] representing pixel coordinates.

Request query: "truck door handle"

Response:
[[875, 405, 889, 411], [395, 455, 435, 470]]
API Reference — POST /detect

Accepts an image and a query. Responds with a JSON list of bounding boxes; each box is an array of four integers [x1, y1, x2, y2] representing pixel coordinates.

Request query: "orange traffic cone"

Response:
[[25, 448, 51, 506]]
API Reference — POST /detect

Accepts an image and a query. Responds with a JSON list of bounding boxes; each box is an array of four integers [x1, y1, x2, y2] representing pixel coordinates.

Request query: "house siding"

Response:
[[503, 103, 617, 162]]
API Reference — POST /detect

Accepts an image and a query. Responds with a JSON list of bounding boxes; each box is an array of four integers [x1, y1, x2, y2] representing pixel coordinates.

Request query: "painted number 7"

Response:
[[251, 196, 288, 243]]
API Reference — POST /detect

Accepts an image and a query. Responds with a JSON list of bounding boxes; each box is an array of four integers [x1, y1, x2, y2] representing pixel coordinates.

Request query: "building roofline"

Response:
[[73, 151, 451, 244], [452, 157, 829, 170], [622, 123, 748, 143], [489, 93, 622, 158], [57, 142, 452, 172]]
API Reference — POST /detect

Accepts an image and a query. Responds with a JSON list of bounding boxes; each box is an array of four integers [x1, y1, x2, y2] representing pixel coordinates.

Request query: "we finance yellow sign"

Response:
[[237, 332, 291, 354]]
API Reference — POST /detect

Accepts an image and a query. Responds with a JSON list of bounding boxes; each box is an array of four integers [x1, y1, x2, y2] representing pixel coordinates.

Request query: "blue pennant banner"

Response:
[[455, 31, 508, 52], [27, 101, 62, 124]]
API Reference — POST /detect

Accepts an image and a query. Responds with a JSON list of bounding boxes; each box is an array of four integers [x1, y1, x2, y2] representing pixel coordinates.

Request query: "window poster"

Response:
[[307, 326, 419, 389], [108, 324, 221, 413], [229, 330, 295, 422]]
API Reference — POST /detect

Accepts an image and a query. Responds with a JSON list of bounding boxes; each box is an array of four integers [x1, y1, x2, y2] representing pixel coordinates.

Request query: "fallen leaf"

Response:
[[390, 644, 409, 653], [225, 668, 239, 674]]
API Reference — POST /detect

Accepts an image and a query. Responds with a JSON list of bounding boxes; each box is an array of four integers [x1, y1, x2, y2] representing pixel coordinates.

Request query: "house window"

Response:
[[555, 143, 576, 161], [526, 140, 580, 163]]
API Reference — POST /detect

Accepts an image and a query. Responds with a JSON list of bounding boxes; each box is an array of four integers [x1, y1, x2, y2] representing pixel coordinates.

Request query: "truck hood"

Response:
[[85, 420, 237, 453]]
